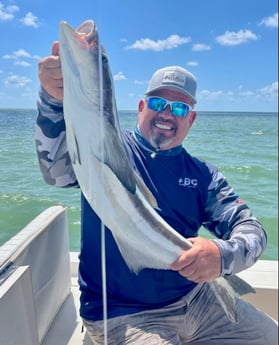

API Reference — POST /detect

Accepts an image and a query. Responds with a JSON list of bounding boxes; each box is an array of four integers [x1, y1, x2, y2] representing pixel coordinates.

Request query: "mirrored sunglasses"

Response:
[[146, 96, 192, 118]]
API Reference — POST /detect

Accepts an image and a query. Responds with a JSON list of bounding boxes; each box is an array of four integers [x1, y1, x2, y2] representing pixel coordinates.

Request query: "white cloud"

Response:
[[238, 90, 254, 97], [134, 79, 149, 86], [187, 61, 199, 67], [216, 30, 258, 46], [258, 82, 278, 97], [125, 35, 191, 51], [114, 72, 127, 81], [259, 13, 278, 28], [3, 49, 31, 59], [0, 2, 19, 21], [3, 49, 39, 66], [20, 12, 38, 28], [14, 60, 31, 67], [4, 74, 31, 88], [14, 49, 31, 58], [192, 43, 211, 51], [0, 4, 40, 28], [200, 90, 224, 100], [199, 82, 278, 103]]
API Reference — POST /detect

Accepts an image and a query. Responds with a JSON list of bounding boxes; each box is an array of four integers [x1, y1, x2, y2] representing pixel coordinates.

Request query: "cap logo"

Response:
[[162, 71, 186, 87]]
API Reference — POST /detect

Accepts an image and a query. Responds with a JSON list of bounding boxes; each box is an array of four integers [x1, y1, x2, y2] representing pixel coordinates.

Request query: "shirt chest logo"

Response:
[[178, 177, 198, 188]]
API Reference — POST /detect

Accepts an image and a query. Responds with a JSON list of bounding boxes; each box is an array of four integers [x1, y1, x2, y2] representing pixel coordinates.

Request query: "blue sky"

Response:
[[0, 0, 278, 112]]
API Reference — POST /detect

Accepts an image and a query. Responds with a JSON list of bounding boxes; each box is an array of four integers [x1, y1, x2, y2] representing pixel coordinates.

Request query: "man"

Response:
[[35, 42, 277, 344]]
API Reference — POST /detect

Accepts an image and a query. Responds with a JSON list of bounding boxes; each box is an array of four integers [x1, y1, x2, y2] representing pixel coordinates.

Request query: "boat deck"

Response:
[[42, 274, 92, 344], [44, 254, 279, 344]]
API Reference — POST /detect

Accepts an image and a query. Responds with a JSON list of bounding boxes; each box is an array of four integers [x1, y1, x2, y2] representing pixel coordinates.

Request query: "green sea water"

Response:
[[0, 109, 278, 260]]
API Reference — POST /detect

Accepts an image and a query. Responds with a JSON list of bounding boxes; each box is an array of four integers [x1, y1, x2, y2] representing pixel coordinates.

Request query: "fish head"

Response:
[[59, 19, 101, 101], [59, 19, 99, 60]]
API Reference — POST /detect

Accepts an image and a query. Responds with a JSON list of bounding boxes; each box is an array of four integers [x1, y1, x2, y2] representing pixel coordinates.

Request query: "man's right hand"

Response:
[[38, 41, 63, 100]]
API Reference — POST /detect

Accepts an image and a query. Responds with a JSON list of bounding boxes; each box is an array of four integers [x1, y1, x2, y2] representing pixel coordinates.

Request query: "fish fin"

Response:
[[224, 275, 256, 295], [100, 124, 136, 194], [66, 124, 81, 165], [134, 172, 158, 208], [210, 278, 237, 323], [103, 132, 158, 208]]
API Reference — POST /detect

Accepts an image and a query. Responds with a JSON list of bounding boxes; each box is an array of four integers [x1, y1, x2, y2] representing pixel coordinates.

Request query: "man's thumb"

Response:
[[51, 41, 60, 56]]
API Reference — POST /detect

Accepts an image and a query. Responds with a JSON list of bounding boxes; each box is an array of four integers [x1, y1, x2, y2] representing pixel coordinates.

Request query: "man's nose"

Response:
[[161, 104, 172, 116]]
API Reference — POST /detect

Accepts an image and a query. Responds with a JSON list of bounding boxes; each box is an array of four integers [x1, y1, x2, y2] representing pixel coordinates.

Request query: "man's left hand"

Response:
[[171, 237, 221, 283]]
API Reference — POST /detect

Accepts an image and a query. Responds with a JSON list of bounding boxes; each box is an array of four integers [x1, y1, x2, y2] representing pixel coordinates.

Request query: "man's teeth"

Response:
[[155, 123, 172, 130]]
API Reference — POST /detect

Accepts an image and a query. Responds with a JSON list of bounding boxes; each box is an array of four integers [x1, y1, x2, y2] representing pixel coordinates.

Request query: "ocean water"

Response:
[[0, 109, 278, 260]]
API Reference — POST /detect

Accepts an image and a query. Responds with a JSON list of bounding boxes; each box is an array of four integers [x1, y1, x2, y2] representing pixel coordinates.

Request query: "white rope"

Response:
[[97, 10, 108, 345]]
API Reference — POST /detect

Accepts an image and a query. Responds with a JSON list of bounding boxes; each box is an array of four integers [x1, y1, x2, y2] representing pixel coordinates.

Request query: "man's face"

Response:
[[137, 89, 196, 150]]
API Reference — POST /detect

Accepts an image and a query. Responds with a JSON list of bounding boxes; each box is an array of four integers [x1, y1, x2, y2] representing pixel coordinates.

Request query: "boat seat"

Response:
[[0, 205, 71, 344]]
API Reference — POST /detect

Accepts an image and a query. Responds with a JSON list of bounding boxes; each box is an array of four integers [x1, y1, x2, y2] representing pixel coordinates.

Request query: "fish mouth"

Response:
[[60, 19, 97, 48]]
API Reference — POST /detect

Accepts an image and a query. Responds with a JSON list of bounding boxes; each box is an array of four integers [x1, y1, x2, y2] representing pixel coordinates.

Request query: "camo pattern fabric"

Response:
[[35, 88, 78, 188], [35, 88, 267, 276], [203, 169, 267, 275]]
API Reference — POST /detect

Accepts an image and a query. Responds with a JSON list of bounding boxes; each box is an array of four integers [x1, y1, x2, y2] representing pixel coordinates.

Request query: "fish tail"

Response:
[[209, 279, 237, 323]]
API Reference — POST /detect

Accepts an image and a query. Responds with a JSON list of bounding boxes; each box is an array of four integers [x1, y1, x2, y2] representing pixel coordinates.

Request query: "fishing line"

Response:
[[97, 8, 108, 345]]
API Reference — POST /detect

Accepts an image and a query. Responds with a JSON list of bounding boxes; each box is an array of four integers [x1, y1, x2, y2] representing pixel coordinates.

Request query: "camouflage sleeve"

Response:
[[35, 87, 78, 187], [203, 168, 267, 276]]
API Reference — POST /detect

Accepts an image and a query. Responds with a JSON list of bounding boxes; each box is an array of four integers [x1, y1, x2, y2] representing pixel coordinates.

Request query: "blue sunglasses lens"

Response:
[[171, 102, 190, 117], [147, 97, 166, 112], [147, 97, 190, 117]]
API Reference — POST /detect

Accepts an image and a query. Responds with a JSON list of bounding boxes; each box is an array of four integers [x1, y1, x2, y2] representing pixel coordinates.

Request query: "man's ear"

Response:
[[138, 99, 145, 113], [189, 111, 197, 127]]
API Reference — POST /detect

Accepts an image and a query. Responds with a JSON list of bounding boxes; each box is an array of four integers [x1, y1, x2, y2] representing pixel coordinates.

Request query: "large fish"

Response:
[[59, 19, 193, 271], [59, 19, 254, 322]]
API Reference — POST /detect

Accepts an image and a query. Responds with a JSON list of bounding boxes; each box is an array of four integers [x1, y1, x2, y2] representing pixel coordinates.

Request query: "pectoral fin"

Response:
[[100, 122, 136, 194], [66, 123, 81, 165], [224, 275, 255, 295]]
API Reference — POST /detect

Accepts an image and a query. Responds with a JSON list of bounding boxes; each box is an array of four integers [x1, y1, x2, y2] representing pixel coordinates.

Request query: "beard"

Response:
[[148, 117, 177, 150], [150, 132, 174, 150]]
